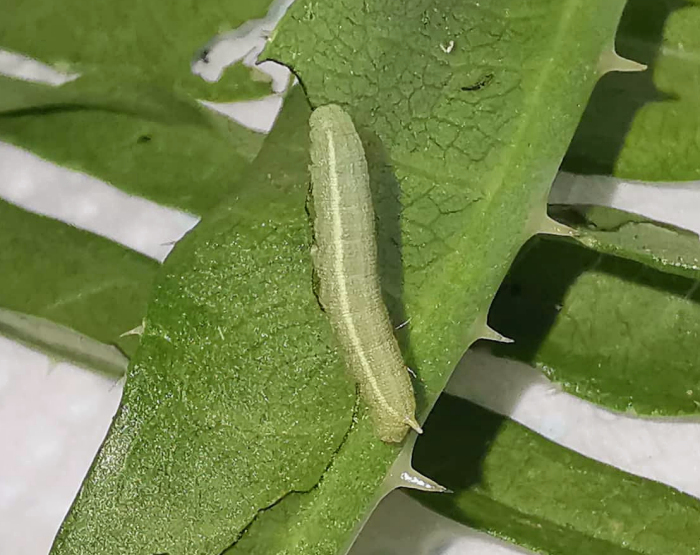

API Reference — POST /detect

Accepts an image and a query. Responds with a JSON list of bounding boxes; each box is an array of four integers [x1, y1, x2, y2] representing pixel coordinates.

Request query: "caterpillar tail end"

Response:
[[406, 416, 423, 435]]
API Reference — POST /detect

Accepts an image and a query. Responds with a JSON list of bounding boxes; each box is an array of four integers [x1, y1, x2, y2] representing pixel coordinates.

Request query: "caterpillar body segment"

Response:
[[309, 104, 421, 443]]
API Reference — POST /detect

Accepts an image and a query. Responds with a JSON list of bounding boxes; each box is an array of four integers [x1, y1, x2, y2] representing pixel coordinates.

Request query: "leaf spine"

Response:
[[598, 47, 647, 76]]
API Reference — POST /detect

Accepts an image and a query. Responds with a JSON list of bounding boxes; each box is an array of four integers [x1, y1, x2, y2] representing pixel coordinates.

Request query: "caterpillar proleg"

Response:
[[308, 104, 422, 443]]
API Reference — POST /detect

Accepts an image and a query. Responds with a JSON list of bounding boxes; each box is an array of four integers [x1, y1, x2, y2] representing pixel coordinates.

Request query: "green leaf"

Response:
[[49, 85, 358, 555], [0, 74, 213, 126], [552, 204, 700, 281], [0, 0, 271, 214], [411, 394, 700, 555], [0, 0, 276, 101], [0, 86, 265, 213], [262, 0, 630, 406], [563, 0, 700, 179], [0, 308, 128, 378], [0, 199, 157, 363], [489, 224, 700, 415], [51, 1, 630, 553]]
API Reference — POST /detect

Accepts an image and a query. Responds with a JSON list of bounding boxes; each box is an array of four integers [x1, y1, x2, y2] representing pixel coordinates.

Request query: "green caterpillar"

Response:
[[308, 104, 422, 443]]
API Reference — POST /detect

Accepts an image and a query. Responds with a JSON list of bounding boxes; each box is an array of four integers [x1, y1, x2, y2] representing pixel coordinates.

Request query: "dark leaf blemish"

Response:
[[461, 74, 494, 92]]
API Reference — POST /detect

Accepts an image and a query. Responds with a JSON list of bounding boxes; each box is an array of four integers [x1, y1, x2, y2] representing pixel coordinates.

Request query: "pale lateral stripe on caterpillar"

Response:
[[308, 104, 422, 443]]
